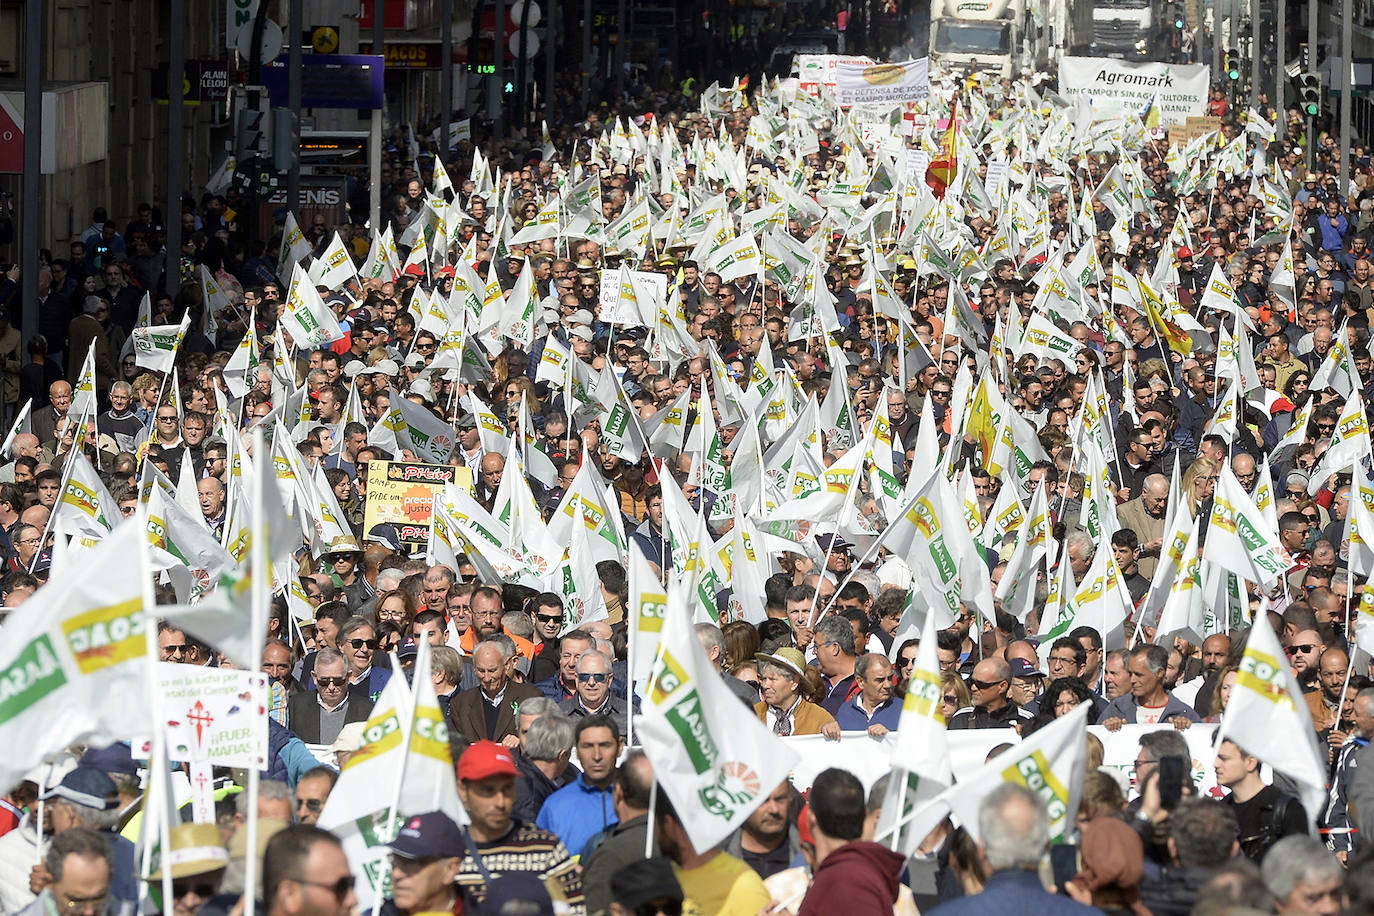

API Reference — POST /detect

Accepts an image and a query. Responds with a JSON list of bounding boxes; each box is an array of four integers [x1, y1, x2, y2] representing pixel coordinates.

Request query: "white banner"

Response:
[[780, 723, 1221, 798], [1058, 57, 1210, 125], [834, 57, 930, 107], [135, 663, 269, 769]]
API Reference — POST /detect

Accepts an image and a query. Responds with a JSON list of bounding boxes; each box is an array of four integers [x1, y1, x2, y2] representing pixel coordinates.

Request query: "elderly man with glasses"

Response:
[[287, 648, 371, 745]]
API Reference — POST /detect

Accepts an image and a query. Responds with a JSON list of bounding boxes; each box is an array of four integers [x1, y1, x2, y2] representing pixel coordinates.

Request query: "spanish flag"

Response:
[[926, 102, 958, 199]]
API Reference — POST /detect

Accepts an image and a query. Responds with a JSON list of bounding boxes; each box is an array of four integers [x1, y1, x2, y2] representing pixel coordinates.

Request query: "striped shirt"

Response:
[[456, 822, 584, 916]]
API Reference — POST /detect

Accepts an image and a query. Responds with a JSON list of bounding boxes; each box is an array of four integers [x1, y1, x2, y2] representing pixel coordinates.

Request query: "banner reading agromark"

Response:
[[1058, 57, 1210, 126]]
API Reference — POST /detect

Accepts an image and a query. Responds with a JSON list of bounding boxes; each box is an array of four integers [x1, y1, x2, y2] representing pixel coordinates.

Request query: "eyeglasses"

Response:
[[1302, 513, 1320, 522], [1286, 643, 1319, 655], [291, 876, 356, 903], [577, 672, 610, 684], [173, 881, 217, 899], [316, 676, 348, 688], [1048, 655, 1079, 667], [347, 638, 379, 650], [942, 693, 960, 704], [296, 797, 325, 812]]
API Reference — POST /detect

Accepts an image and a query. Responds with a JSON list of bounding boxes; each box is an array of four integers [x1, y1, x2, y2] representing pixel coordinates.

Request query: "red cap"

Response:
[[403, 263, 425, 276], [1177, 246, 1193, 259], [437, 265, 456, 278], [458, 740, 519, 781]]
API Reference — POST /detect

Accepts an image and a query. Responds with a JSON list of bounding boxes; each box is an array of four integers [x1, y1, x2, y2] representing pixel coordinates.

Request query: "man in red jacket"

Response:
[[798, 768, 906, 916]]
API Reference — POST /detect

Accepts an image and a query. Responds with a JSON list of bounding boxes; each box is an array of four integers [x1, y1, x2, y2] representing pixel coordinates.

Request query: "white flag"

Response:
[[1214, 613, 1328, 825], [876, 608, 953, 853], [1205, 466, 1290, 586], [638, 576, 798, 852], [0, 521, 151, 792], [283, 262, 344, 347], [131, 313, 191, 373], [937, 701, 1090, 843]]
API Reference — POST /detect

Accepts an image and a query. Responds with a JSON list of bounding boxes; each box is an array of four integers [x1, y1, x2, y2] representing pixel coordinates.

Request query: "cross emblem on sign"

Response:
[[186, 700, 215, 747], [194, 769, 211, 794]]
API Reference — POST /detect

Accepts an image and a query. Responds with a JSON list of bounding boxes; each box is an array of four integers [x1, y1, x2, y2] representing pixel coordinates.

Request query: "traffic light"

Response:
[[234, 105, 268, 160], [1171, 3, 1185, 28], [271, 108, 299, 172], [1224, 49, 1240, 80], [1297, 72, 1322, 117]]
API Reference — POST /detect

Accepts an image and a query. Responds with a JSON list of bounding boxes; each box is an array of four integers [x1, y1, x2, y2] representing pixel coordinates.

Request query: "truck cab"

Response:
[[929, 0, 1041, 80], [1089, 0, 1162, 58]]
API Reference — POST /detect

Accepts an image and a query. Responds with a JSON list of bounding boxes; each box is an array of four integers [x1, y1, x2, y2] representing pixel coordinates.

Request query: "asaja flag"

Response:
[[937, 701, 1090, 843], [0, 521, 150, 793], [876, 608, 953, 854], [283, 262, 344, 347], [131, 313, 191, 373], [1205, 466, 1290, 586], [638, 575, 798, 852], [1214, 612, 1327, 825]]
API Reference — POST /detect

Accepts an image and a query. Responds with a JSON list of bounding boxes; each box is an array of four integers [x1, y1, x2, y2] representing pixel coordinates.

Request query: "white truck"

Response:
[[928, 0, 1046, 80], [1087, 0, 1164, 59]]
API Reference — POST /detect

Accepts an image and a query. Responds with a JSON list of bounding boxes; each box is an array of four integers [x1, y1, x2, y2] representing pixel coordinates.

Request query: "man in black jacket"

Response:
[[512, 700, 576, 825], [1139, 798, 1241, 916]]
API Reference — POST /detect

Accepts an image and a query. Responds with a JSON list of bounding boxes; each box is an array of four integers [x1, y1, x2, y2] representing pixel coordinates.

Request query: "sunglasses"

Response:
[[969, 678, 1003, 690], [942, 693, 960, 704], [316, 676, 348, 688], [173, 881, 217, 899], [1286, 643, 1319, 655], [296, 798, 325, 812], [347, 638, 379, 650], [635, 902, 684, 916], [895, 658, 916, 669], [577, 672, 610, 684], [295, 876, 356, 903], [535, 613, 563, 625]]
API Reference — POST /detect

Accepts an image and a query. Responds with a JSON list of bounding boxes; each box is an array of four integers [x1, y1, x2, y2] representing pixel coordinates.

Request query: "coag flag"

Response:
[[875, 609, 952, 854], [638, 575, 797, 852], [936, 701, 1090, 843], [1214, 613, 1327, 825]]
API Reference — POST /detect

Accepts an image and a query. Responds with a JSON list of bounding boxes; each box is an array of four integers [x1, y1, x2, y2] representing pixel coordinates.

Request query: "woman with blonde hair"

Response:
[[1180, 456, 1220, 517]]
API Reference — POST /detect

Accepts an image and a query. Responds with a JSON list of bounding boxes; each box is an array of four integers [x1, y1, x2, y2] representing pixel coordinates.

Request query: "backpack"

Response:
[[1238, 791, 1295, 862]]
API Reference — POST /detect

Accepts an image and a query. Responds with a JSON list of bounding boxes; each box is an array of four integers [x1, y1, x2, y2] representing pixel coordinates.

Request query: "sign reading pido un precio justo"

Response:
[[1058, 57, 1210, 126]]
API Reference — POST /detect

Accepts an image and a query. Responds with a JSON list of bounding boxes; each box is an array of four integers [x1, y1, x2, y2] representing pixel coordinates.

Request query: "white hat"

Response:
[[344, 361, 365, 378], [569, 326, 593, 341], [373, 358, 400, 377], [569, 309, 594, 325], [877, 557, 913, 591], [404, 353, 426, 368], [410, 379, 435, 402]]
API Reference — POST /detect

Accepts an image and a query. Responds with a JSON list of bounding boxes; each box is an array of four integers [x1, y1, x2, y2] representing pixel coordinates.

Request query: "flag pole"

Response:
[[375, 650, 419, 916], [643, 781, 657, 859], [244, 428, 269, 916], [137, 505, 177, 911]]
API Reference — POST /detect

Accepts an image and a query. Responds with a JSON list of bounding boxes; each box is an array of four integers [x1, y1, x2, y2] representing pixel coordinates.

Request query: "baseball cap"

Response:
[[569, 309, 594, 325], [373, 358, 400, 377], [568, 326, 593, 341], [458, 740, 519, 781], [609, 857, 683, 911], [1009, 658, 1044, 679], [388, 811, 466, 859], [815, 533, 853, 555], [40, 765, 117, 809], [404, 353, 427, 368], [367, 523, 403, 552], [79, 742, 138, 776], [486, 873, 554, 916], [1177, 246, 1193, 259]]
